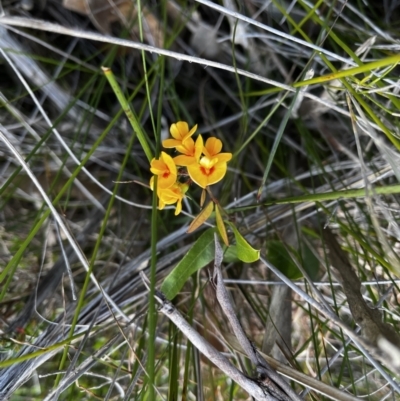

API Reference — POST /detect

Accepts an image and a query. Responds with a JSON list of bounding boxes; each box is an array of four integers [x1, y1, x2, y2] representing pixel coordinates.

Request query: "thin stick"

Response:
[[152, 287, 277, 401], [212, 235, 303, 401]]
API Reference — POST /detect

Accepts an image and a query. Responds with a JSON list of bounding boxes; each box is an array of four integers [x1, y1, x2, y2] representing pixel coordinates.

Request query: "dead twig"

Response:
[[152, 287, 278, 401], [211, 234, 303, 401]]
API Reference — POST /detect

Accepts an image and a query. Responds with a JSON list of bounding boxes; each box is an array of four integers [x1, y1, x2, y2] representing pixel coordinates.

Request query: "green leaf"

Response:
[[267, 240, 302, 280], [227, 223, 260, 263], [223, 245, 239, 263], [161, 228, 216, 300]]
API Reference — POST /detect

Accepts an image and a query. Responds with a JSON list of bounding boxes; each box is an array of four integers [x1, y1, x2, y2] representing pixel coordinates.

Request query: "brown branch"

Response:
[[211, 234, 303, 401]]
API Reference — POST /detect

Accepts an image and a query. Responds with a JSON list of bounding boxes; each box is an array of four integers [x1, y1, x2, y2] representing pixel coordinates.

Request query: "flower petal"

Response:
[[154, 181, 186, 214], [158, 174, 176, 189], [161, 151, 177, 176], [150, 152, 177, 189], [214, 152, 232, 163], [199, 156, 218, 169], [158, 198, 166, 210], [170, 121, 189, 140], [194, 135, 204, 160], [204, 137, 222, 157], [176, 137, 195, 155], [175, 199, 182, 215], [162, 138, 182, 148], [150, 159, 166, 175], [159, 188, 177, 203], [186, 124, 198, 140], [187, 164, 208, 188], [173, 155, 196, 166], [207, 162, 227, 186]]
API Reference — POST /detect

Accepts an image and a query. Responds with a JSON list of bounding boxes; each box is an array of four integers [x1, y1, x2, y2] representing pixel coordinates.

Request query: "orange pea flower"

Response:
[[150, 122, 232, 212], [150, 180, 188, 215], [187, 156, 228, 188], [173, 135, 204, 166], [162, 121, 198, 149], [149, 151, 177, 189], [202, 137, 232, 163]]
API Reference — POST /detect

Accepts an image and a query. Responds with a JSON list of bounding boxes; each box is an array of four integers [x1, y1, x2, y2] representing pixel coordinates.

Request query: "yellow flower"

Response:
[[187, 156, 228, 188], [162, 122, 198, 149], [173, 135, 204, 166], [158, 182, 189, 215], [150, 151, 177, 189], [202, 137, 232, 163]]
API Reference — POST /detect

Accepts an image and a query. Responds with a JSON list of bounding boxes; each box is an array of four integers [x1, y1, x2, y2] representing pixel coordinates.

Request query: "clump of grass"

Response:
[[1, 1, 400, 400]]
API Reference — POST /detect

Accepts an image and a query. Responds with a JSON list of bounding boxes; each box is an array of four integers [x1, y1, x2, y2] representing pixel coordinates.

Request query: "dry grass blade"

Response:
[[212, 235, 303, 401], [153, 287, 277, 401], [322, 227, 400, 371], [7, 205, 104, 332]]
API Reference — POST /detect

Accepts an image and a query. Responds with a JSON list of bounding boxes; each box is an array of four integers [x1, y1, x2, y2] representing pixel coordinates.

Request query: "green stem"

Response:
[[229, 184, 400, 212], [102, 67, 153, 162]]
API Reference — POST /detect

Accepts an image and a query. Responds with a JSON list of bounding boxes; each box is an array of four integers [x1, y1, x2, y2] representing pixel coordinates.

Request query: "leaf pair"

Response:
[[162, 227, 260, 300]]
